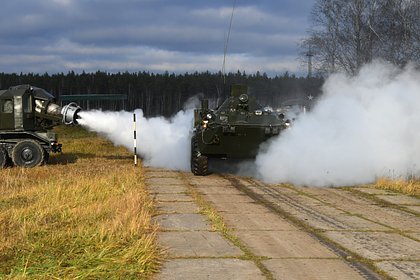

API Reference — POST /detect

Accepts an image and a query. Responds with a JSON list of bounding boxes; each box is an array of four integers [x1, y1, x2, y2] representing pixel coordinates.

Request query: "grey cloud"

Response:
[[0, 0, 314, 75]]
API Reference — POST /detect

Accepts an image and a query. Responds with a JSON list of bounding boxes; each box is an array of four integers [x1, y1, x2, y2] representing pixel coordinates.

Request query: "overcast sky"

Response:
[[0, 0, 314, 76]]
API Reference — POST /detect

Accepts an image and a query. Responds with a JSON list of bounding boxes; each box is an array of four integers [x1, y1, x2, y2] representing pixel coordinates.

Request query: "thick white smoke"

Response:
[[78, 108, 194, 171], [256, 61, 420, 186], [77, 61, 420, 187]]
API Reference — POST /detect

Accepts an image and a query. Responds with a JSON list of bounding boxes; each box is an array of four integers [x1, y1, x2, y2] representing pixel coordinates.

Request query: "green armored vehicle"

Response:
[[0, 85, 81, 168], [191, 84, 290, 175]]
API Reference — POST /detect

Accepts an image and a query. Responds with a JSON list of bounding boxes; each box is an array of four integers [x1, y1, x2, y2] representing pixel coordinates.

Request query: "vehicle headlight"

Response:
[[239, 93, 248, 103]]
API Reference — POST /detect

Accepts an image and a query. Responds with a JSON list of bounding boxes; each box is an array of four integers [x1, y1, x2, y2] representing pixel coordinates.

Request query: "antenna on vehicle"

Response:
[[222, 0, 236, 85]]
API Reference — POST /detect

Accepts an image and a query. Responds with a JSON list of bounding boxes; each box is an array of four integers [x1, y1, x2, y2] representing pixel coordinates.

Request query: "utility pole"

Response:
[[306, 46, 314, 78]]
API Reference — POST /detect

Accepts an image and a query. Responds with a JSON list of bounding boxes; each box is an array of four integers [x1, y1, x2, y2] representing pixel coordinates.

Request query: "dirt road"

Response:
[[147, 168, 420, 280]]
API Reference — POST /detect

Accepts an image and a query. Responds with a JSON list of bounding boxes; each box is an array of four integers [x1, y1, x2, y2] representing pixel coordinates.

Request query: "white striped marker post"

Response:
[[133, 113, 137, 166]]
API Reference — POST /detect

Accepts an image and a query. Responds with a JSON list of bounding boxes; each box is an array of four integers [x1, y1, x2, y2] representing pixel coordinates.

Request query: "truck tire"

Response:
[[191, 136, 208, 176], [12, 140, 45, 168], [0, 147, 8, 168]]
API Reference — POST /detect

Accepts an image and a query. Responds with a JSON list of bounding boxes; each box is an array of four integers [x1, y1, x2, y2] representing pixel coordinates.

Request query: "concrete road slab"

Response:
[[156, 202, 200, 214], [145, 170, 180, 178], [405, 232, 420, 241], [196, 186, 244, 195], [354, 187, 393, 195], [262, 194, 389, 231], [188, 176, 232, 187], [235, 230, 337, 258], [263, 259, 365, 280], [235, 185, 270, 196], [258, 185, 300, 196], [376, 194, 420, 205], [324, 213, 389, 231], [404, 205, 420, 214], [292, 186, 336, 196], [349, 206, 420, 232], [153, 193, 193, 202], [325, 232, 420, 260], [145, 177, 185, 186], [210, 202, 271, 214], [200, 193, 255, 203], [145, 167, 179, 177], [158, 231, 242, 257], [301, 189, 420, 231], [152, 170, 420, 280], [301, 213, 389, 231], [154, 213, 210, 231], [156, 259, 265, 280], [148, 185, 188, 194], [376, 261, 420, 280], [222, 213, 297, 231], [296, 187, 369, 204]]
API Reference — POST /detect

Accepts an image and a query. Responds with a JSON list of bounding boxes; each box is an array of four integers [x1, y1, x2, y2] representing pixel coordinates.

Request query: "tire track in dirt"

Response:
[[221, 174, 420, 280]]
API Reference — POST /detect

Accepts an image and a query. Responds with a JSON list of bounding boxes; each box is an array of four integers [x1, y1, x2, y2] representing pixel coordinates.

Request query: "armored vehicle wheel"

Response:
[[191, 136, 208, 176], [12, 140, 45, 168], [0, 147, 8, 168]]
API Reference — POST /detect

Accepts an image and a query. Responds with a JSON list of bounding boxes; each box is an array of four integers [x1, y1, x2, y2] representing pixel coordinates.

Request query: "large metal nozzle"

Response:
[[61, 102, 82, 125]]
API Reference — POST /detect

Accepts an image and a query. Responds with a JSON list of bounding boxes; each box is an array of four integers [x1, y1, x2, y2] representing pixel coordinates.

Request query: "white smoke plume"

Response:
[[76, 61, 420, 187], [256, 61, 420, 186], [78, 108, 194, 171]]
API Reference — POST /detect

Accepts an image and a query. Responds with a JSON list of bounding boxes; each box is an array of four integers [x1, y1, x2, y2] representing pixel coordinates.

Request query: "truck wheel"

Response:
[[0, 147, 8, 168], [12, 140, 45, 168], [191, 136, 208, 176]]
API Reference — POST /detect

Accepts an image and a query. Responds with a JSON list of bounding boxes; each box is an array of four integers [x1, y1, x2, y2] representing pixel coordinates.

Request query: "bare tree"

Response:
[[303, 0, 420, 75], [377, 0, 420, 65]]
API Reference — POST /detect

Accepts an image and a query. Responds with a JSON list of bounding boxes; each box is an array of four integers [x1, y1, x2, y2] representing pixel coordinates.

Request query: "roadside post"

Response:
[[133, 113, 137, 166]]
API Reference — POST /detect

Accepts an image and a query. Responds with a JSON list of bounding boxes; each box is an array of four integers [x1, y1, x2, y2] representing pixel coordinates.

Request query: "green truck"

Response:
[[0, 85, 81, 168]]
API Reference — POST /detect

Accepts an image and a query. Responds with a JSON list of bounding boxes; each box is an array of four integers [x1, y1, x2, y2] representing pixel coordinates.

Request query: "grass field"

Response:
[[0, 126, 161, 279], [373, 177, 420, 197]]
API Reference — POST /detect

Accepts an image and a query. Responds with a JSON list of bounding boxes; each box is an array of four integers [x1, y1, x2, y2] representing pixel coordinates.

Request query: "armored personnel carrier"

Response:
[[191, 84, 289, 175], [0, 85, 81, 168]]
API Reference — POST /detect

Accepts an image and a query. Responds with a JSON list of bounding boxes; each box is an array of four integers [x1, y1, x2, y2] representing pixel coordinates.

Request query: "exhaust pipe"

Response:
[[61, 102, 82, 125]]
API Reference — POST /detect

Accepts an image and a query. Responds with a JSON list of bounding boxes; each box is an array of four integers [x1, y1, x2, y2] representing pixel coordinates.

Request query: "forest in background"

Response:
[[0, 71, 323, 117], [303, 0, 419, 75]]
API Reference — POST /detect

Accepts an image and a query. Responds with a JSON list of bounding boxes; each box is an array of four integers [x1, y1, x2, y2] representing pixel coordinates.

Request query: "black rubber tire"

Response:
[[12, 140, 45, 168], [191, 136, 208, 176], [0, 147, 7, 169]]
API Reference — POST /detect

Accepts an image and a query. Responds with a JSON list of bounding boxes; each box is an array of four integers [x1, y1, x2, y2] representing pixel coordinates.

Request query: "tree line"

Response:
[[303, 0, 420, 75], [0, 71, 322, 117]]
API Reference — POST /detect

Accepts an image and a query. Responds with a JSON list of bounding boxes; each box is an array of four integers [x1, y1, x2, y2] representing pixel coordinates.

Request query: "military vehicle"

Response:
[[191, 84, 290, 175], [0, 84, 81, 168]]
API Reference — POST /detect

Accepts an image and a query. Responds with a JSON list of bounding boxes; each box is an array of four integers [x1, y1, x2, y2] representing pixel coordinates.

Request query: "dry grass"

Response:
[[0, 126, 160, 279], [373, 177, 420, 197]]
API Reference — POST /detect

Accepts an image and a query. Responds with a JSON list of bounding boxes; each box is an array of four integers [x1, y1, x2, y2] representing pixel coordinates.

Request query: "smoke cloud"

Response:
[[256, 61, 420, 186], [78, 109, 194, 171], [77, 61, 420, 187]]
